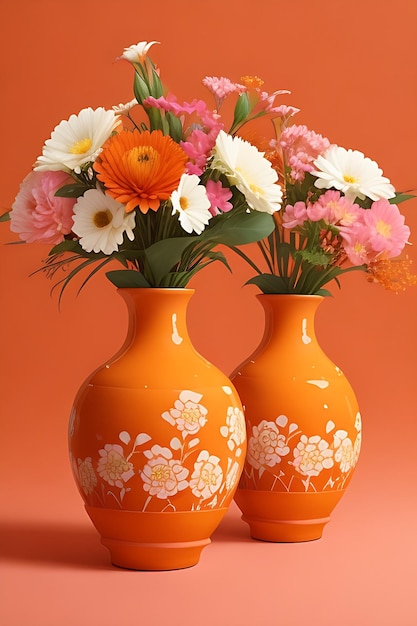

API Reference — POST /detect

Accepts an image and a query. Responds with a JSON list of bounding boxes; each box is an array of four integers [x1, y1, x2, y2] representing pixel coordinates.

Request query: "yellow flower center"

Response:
[[343, 174, 358, 184], [129, 145, 159, 166], [250, 183, 263, 195], [179, 196, 189, 210], [376, 220, 391, 238], [69, 137, 93, 155], [235, 167, 263, 196], [93, 210, 112, 228], [181, 408, 201, 424], [201, 468, 217, 486], [354, 242, 366, 253], [151, 465, 171, 482]]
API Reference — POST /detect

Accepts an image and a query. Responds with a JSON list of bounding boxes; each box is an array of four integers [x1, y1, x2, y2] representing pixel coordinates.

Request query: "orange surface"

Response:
[[1, 0, 417, 624]]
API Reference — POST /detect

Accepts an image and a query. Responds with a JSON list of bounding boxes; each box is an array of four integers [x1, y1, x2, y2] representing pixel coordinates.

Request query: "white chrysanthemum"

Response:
[[121, 41, 159, 63], [72, 188, 135, 255], [112, 98, 138, 115], [211, 130, 282, 214], [312, 145, 396, 202], [171, 173, 212, 234], [34, 107, 120, 174]]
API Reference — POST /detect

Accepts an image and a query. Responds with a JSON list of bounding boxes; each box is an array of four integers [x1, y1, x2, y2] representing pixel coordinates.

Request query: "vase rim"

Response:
[[116, 287, 195, 294], [256, 293, 323, 300]]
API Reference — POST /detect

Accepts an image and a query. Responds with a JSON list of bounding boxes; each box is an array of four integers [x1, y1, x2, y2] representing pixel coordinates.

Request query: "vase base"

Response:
[[102, 536, 210, 571], [241, 514, 330, 542], [235, 488, 345, 543], [85, 505, 228, 571]]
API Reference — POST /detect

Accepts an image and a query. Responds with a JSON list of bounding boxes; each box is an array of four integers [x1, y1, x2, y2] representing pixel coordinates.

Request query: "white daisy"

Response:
[[34, 107, 120, 174], [72, 188, 135, 255], [211, 130, 283, 214], [171, 174, 212, 234], [121, 41, 159, 63], [312, 145, 396, 202]]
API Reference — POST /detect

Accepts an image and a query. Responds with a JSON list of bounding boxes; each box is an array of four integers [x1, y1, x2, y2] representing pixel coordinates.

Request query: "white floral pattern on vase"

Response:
[[70, 388, 245, 512], [293, 435, 334, 476], [161, 390, 208, 435], [141, 445, 189, 500], [246, 419, 290, 469], [76, 457, 97, 495], [220, 406, 246, 453], [190, 451, 223, 500], [243, 412, 362, 492], [97, 444, 135, 487]]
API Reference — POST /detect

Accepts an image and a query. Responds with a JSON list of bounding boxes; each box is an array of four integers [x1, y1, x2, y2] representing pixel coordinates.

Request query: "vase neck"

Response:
[[118, 288, 194, 353], [258, 294, 322, 347]]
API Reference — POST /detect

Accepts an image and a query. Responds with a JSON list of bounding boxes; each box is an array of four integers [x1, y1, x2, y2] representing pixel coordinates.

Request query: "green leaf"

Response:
[[49, 239, 106, 259], [49, 239, 86, 254], [203, 250, 232, 272], [144, 236, 199, 286], [246, 274, 290, 294], [0, 211, 10, 222], [230, 93, 250, 132], [166, 111, 184, 143], [150, 68, 164, 99], [159, 256, 226, 288], [158, 270, 193, 288], [133, 73, 151, 104], [296, 248, 332, 267], [54, 183, 89, 198], [392, 192, 415, 204], [203, 211, 275, 246], [106, 269, 151, 288]]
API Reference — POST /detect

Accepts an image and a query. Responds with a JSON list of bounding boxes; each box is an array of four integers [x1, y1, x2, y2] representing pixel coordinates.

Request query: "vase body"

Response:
[[232, 295, 361, 542], [69, 288, 246, 570]]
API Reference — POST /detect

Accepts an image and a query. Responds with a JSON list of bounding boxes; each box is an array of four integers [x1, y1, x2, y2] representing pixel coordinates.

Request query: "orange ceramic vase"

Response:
[[232, 295, 361, 542], [69, 288, 246, 570]]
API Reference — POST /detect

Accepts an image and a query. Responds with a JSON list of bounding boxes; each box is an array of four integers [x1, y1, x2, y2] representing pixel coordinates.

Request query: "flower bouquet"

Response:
[[227, 114, 415, 544], [231, 122, 415, 295], [3, 40, 298, 299]]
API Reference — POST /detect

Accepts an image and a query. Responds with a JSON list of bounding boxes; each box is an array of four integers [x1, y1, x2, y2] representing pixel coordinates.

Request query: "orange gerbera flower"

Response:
[[94, 129, 188, 213]]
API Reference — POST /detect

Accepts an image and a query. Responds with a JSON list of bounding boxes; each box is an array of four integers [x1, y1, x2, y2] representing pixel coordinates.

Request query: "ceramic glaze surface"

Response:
[[69, 288, 246, 569], [232, 294, 360, 542]]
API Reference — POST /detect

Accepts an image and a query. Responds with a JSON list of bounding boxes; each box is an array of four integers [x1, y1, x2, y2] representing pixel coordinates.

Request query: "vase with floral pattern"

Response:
[[69, 288, 246, 570], [232, 294, 361, 542]]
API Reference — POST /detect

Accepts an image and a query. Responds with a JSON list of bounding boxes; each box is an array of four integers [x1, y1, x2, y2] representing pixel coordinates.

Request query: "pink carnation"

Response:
[[10, 170, 76, 244], [205, 180, 233, 216], [280, 125, 330, 182]]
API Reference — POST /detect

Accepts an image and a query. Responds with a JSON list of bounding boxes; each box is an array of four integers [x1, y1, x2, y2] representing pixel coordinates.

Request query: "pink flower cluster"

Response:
[[144, 95, 223, 175], [282, 190, 411, 265], [279, 124, 331, 182], [202, 76, 245, 109]]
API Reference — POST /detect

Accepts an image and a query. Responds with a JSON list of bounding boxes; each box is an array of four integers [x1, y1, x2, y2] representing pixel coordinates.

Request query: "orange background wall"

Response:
[[1, 1, 416, 625]]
